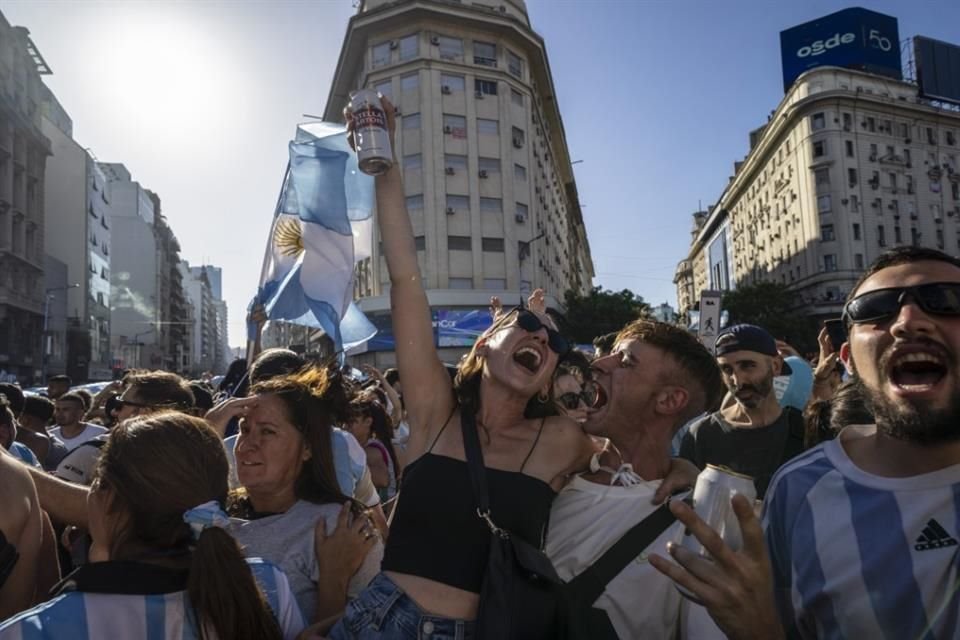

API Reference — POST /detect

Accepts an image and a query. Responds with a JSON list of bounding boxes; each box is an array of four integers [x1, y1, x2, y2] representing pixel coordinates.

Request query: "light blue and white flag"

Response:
[[251, 122, 376, 351]]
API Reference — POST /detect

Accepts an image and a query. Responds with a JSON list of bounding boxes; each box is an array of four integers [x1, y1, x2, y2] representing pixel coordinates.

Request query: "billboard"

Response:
[[437, 309, 494, 347], [780, 8, 901, 92], [915, 36, 960, 105]]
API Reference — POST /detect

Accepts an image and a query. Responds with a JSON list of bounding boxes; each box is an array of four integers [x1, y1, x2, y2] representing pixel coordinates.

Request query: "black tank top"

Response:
[[381, 409, 556, 593]]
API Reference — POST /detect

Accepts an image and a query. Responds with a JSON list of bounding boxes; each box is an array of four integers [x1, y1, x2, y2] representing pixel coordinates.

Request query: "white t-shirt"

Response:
[[49, 423, 108, 452], [546, 476, 723, 639]]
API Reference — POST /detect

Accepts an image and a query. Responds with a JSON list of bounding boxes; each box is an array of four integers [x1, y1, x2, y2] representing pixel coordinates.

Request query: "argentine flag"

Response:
[[252, 122, 377, 351]]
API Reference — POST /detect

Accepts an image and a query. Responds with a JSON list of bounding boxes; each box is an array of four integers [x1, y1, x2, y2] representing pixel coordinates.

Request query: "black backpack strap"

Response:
[[566, 499, 681, 605]]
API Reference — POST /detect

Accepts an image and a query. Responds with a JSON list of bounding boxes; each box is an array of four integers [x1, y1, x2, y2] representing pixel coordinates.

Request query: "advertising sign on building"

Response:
[[915, 36, 960, 106], [780, 7, 901, 92], [437, 309, 494, 347], [697, 290, 723, 351]]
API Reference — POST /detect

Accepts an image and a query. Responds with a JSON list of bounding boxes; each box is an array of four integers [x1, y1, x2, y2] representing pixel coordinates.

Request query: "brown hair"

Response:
[[350, 399, 400, 474], [615, 319, 723, 425], [125, 371, 195, 410], [244, 366, 354, 509], [93, 412, 281, 640]]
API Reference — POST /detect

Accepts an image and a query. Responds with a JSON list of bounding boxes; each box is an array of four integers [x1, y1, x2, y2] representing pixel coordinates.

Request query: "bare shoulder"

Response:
[[537, 415, 593, 470], [0, 455, 36, 528]]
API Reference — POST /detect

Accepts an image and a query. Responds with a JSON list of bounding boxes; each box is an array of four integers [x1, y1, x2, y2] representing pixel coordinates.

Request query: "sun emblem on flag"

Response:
[[274, 218, 304, 257]]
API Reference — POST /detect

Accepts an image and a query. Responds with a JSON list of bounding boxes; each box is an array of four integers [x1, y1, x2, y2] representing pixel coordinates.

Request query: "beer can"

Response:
[[675, 464, 756, 601], [348, 89, 393, 176]]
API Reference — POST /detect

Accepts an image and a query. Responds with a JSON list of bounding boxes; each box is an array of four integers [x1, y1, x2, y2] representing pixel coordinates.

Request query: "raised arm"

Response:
[[358, 98, 455, 450]]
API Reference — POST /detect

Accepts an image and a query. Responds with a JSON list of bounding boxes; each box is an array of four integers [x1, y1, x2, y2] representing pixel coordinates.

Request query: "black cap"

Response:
[[715, 324, 792, 375]]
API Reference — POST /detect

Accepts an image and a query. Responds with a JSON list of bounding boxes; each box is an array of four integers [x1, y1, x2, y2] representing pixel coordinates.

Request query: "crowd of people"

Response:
[[2, 96, 960, 639]]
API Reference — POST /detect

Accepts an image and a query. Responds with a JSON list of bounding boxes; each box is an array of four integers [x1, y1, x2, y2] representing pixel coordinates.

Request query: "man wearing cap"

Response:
[[679, 324, 805, 499]]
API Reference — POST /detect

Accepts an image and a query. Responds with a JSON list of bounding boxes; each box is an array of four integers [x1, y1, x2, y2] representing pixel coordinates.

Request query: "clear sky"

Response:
[[4, 0, 959, 348]]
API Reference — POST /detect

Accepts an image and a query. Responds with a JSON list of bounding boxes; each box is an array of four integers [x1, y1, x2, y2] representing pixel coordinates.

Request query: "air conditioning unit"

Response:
[[443, 125, 452, 134], [445, 167, 455, 175], [515, 214, 526, 223], [430, 36, 440, 45], [478, 170, 488, 179], [441, 86, 452, 95], [475, 91, 484, 99], [389, 40, 399, 50], [445, 207, 456, 215]]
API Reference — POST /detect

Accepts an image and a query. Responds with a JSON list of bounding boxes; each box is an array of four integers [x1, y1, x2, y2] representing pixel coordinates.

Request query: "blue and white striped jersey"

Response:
[[0, 557, 305, 640], [764, 424, 960, 639]]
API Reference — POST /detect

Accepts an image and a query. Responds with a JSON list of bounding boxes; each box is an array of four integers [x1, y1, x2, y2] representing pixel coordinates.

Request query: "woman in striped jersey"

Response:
[[0, 412, 305, 640]]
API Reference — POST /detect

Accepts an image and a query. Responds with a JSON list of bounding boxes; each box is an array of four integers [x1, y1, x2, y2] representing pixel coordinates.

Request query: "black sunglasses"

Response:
[[509, 308, 571, 355], [557, 390, 593, 410], [843, 282, 960, 325]]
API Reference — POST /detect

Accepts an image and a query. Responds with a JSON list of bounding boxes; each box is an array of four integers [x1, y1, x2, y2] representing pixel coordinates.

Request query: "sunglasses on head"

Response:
[[842, 282, 960, 325], [557, 390, 594, 411], [509, 308, 571, 355]]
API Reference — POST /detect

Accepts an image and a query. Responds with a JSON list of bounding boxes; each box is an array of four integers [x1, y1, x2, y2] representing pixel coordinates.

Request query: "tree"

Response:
[[560, 286, 650, 344], [721, 282, 818, 354]]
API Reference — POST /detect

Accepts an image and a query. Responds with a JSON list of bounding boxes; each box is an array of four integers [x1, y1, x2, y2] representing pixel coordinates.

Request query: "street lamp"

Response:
[[42, 283, 79, 383]]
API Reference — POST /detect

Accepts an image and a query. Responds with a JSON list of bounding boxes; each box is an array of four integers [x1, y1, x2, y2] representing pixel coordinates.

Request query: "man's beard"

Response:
[[729, 370, 774, 410], [850, 355, 960, 445]]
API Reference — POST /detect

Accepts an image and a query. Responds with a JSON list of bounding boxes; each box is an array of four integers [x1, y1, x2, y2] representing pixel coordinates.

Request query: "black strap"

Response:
[[460, 409, 493, 520], [566, 499, 680, 604]]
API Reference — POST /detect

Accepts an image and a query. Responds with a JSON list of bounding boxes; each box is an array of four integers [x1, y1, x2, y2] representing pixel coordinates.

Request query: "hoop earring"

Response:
[[537, 390, 549, 403]]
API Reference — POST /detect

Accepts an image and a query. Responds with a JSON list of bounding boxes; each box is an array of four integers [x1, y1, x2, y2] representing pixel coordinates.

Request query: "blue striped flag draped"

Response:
[[250, 122, 377, 351]]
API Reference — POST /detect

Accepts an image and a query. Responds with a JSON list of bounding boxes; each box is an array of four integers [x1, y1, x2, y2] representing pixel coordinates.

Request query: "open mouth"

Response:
[[889, 352, 948, 392], [513, 346, 543, 373], [589, 383, 608, 411]]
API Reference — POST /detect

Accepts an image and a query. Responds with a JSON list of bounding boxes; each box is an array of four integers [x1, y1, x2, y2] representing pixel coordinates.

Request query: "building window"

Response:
[[812, 140, 826, 158], [811, 113, 826, 131], [446, 195, 469, 213], [483, 278, 507, 289], [449, 277, 473, 289], [869, 143, 878, 161], [477, 118, 499, 135], [911, 227, 921, 245], [507, 50, 523, 78], [403, 113, 421, 130], [927, 127, 937, 145], [937, 229, 945, 249], [480, 197, 502, 213], [888, 172, 897, 189], [374, 79, 392, 100], [850, 195, 859, 212], [403, 154, 422, 170], [516, 202, 528, 221], [895, 226, 902, 244], [932, 203, 942, 220], [852, 223, 861, 240], [478, 158, 501, 176], [400, 73, 419, 92], [815, 168, 830, 189], [866, 117, 876, 133], [371, 42, 391, 68], [482, 237, 505, 252], [848, 168, 858, 185], [817, 194, 831, 213], [440, 74, 465, 93], [855, 253, 864, 269], [475, 78, 497, 97], [444, 114, 467, 139], [511, 126, 525, 148], [821, 224, 835, 242], [846, 140, 855, 157], [405, 194, 424, 211], [437, 36, 463, 61], [514, 164, 527, 181], [473, 41, 497, 67], [444, 154, 467, 173], [511, 89, 524, 107], [399, 34, 418, 61], [824, 254, 838, 272], [448, 236, 472, 251], [842, 112, 852, 131]]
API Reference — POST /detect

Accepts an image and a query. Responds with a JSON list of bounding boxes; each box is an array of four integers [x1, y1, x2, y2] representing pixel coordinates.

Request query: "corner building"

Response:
[[323, 0, 593, 365], [678, 66, 960, 321]]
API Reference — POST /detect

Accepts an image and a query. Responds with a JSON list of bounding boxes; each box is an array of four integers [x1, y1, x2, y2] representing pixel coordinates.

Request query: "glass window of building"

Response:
[[403, 154, 422, 170], [824, 254, 837, 271], [399, 34, 418, 61], [845, 140, 854, 157], [895, 226, 902, 243], [877, 225, 886, 246], [448, 236, 472, 251], [437, 36, 463, 61], [444, 154, 467, 172], [516, 202, 528, 220], [478, 158, 500, 176], [842, 113, 852, 131], [820, 224, 835, 242], [484, 278, 507, 289], [515, 164, 527, 181], [449, 277, 473, 289], [374, 79, 393, 100], [507, 50, 523, 78], [853, 223, 861, 240], [482, 237, 505, 252], [814, 168, 830, 189], [400, 73, 419, 92], [812, 141, 826, 158], [811, 113, 825, 131], [477, 119, 499, 135], [372, 42, 391, 68], [406, 194, 424, 210], [512, 127, 525, 148], [817, 195, 831, 213], [413, 236, 426, 251], [475, 78, 497, 96], [444, 114, 467, 138], [403, 113, 421, 130], [473, 41, 497, 67], [848, 168, 857, 185], [855, 253, 864, 269], [511, 89, 524, 107], [446, 195, 469, 212], [480, 197, 502, 213], [440, 74, 465, 93]]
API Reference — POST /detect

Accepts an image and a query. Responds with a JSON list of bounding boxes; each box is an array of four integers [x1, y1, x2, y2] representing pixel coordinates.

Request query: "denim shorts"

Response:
[[328, 573, 475, 640]]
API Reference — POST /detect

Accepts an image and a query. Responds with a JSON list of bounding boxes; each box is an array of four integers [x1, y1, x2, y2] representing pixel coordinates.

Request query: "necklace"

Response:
[[589, 442, 643, 487]]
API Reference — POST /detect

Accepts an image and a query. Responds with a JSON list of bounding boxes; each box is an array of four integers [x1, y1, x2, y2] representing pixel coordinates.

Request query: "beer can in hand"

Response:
[[348, 89, 393, 176], [675, 464, 757, 601]]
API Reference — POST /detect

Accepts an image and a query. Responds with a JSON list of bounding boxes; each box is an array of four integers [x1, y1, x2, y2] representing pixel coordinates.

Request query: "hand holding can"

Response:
[[346, 89, 394, 176]]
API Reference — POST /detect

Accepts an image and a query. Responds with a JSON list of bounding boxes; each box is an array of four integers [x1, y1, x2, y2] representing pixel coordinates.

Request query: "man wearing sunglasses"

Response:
[[653, 247, 960, 640]]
